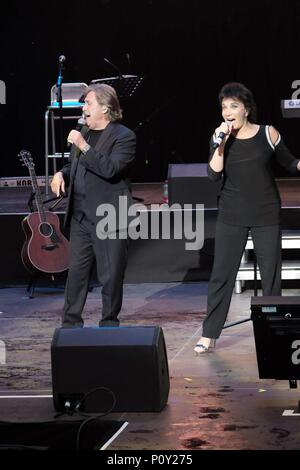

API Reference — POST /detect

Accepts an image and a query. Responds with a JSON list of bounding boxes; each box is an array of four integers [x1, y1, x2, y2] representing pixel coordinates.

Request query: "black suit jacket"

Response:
[[61, 121, 136, 228]]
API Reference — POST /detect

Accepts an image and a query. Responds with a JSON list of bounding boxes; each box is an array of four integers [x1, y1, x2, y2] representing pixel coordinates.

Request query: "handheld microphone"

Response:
[[212, 121, 232, 149], [59, 55, 66, 63], [67, 116, 86, 148]]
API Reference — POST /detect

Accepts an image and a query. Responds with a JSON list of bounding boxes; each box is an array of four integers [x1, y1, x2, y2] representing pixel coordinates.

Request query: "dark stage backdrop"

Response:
[[1, 0, 300, 181]]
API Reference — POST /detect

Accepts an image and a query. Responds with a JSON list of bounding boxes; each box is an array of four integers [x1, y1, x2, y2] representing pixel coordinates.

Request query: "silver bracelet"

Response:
[[81, 143, 91, 155]]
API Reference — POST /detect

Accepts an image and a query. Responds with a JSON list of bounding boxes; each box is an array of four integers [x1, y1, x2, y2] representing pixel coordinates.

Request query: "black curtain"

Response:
[[1, 0, 300, 181]]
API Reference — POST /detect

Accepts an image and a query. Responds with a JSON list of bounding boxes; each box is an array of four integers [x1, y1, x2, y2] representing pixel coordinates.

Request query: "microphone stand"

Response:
[[103, 57, 125, 97], [56, 57, 65, 166]]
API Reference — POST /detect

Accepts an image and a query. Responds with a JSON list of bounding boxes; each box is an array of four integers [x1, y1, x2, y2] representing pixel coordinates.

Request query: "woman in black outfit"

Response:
[[195, 82, 300, 355]]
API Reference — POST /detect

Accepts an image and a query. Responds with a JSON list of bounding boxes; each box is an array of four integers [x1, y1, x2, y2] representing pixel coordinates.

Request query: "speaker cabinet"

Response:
[[168, 163, 221, 207], [51, 326, 170, 412], [251, 296, 300, 380]]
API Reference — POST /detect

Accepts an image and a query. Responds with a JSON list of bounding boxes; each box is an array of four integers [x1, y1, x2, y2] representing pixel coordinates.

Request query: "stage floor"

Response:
[[1, 282, 300, 451], [1, 179, 300, 450]]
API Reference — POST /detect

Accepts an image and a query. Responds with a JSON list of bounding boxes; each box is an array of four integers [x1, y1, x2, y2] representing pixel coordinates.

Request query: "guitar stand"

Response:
[[43, 195, 65, 211], [26, 273, 39, 299], [26, 272, 66, 299], [26, 192, 65, 213], [27, 191, 36, 213]]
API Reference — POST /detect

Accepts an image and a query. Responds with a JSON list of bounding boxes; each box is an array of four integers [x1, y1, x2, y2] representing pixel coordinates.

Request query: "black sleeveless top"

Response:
[[207, 125, 299, 227]]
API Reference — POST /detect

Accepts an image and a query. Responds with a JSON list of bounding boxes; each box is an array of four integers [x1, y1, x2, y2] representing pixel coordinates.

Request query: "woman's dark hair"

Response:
[[218, 82, 257, 123]]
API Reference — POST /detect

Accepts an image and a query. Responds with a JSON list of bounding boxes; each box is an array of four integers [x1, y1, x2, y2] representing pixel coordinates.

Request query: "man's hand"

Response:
[[67, 130, 87, 151], [51, 171, 65, 197]]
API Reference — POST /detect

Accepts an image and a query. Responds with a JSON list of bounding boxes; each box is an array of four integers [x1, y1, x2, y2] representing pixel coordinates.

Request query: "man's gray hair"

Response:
[[84, 84, 122, 122]]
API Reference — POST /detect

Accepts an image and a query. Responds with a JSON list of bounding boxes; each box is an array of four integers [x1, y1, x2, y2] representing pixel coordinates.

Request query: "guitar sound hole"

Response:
[[39, 222, 53, 237]]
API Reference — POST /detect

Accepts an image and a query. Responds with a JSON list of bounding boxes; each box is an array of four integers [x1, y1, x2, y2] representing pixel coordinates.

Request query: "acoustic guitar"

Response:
[[19, 150, 69, 274]]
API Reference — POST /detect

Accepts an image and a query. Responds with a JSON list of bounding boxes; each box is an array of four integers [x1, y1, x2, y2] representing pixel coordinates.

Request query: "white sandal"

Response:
[[194, 339, 216, 356]]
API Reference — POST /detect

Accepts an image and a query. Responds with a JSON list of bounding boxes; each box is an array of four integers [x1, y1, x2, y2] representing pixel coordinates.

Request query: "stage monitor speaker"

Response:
[[167, 163, 221, 207], [251, 296, 300, 380], [51, 326, 170, 413]]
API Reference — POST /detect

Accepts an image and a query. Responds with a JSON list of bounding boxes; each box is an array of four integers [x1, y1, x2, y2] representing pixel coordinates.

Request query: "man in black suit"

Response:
[[51, 84, 136, 327]]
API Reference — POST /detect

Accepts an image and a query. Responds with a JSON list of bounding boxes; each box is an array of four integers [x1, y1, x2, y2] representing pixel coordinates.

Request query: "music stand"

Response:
[[90, 75, 143, 98]]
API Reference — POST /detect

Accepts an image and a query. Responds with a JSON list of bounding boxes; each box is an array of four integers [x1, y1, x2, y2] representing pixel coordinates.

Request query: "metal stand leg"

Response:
[[253, 252, 258, 296], [45, 110, 49, 197], [289, 379, 297, 389], [26, 273, 66, 298], [235, 280, 242, 294], [45, 109, 58, 197], [235, 250, 249, 294], [51, 111, 57, 174], [26, 274, 39, 299]]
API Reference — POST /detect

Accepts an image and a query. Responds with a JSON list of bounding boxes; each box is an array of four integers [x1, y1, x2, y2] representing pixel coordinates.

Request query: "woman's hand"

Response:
[[214, 121, 233, 146]]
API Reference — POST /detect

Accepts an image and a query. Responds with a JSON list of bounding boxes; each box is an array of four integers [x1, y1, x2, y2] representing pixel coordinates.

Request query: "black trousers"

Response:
[[62, 217, 128, 327], [202, 221, 282, 339]]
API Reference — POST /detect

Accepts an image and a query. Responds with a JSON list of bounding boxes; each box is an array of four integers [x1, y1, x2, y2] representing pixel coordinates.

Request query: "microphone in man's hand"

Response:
[[59, 55, 66, 64], [67, 116, 86, 148], [212, 121, 232, 149]]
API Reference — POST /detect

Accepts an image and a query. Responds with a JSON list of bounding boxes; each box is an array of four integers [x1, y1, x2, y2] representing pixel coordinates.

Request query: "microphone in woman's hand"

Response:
[[213, 121, 232, 149]]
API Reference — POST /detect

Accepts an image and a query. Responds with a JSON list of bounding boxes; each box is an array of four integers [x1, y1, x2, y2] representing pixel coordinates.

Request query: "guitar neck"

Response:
[[28, 168, 46, 221]]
